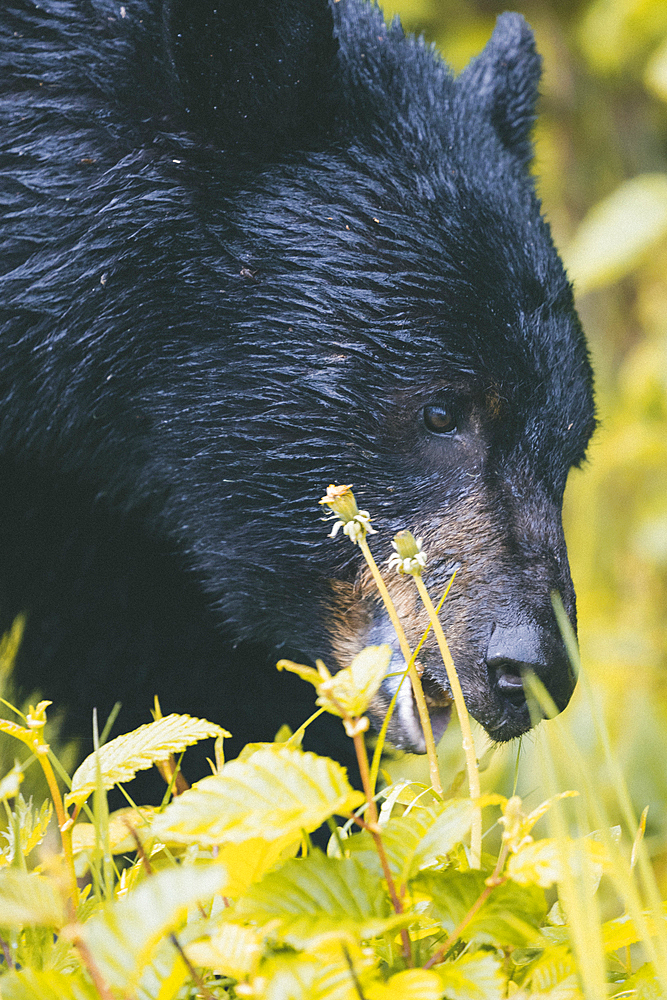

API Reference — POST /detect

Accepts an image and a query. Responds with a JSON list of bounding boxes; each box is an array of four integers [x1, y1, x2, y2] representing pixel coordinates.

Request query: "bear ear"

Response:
[[458, 12, 542, 167], [167, 0, 339, 154]]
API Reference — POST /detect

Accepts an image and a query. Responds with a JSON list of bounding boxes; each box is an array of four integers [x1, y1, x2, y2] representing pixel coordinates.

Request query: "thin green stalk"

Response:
[[358, 537, 443, 797], [369, 577, 457, 798], [411, 575, 481, 868], [424, 844, 509, 969], [37, 750, 79, 905], [351, 726, 412, 965]]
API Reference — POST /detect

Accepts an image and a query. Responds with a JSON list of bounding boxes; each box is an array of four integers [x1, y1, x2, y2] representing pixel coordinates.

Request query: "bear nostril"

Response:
[[486, 623, 546, 707], [494, 667, 526, 702]]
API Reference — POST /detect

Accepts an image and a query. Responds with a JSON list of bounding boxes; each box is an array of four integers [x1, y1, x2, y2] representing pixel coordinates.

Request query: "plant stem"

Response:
[[358, 537, 443, 797], [423, 845, 509, 969], [412, 575, 481, 869], [36, 748, 79, 904], [368, 578, 456, 798], [352, 727, 412, 965]]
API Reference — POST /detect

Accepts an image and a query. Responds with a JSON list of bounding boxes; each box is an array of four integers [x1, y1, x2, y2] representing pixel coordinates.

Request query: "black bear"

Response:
[[0, 0, 595, 775]]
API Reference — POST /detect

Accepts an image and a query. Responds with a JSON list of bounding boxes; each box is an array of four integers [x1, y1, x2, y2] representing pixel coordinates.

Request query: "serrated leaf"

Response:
[[152, 746, 364, 845], [435, 952, 504, 1000], [66, 715, 227, 807], [0, 969, 98, 1000], [72, 806, 156, 856], [234, 850, 403, 946], [279, 645, 392, 719], [366, 969, 443, 999], [0, 870, 65, 927], [507, 836, 609, 889], [215, 835, 300, 898], [601, 907, 667, 953], [77, 863, 228, 990], [416, 870, 547, 948], [346, 799, 475, 886], [256, 939, 377, 1000], [527, 944, 577, 993], [318, 645, 393, 719], [624, 962, 663, 1000], [186, 923, 262, 979], [564, 173, 667, 292]]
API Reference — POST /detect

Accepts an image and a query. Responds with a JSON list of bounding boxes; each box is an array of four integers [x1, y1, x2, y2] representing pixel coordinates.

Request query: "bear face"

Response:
[[0, 0, 594, 761]]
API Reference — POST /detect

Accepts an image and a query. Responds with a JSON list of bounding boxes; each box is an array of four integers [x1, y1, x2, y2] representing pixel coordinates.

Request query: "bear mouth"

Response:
[[375, 660, 453, 754]]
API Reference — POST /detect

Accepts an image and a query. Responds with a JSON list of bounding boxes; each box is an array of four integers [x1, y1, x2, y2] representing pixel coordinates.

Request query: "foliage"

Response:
[[0, 692, 663, 1000], [1, 487, 667, 999]]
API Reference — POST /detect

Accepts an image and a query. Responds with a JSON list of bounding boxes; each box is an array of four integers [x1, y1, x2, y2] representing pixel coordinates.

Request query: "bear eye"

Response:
[[423, 403, 457, 435]]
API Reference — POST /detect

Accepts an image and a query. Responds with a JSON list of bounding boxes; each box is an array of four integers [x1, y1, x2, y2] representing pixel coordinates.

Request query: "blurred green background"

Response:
[[380, 0, 667, 879]]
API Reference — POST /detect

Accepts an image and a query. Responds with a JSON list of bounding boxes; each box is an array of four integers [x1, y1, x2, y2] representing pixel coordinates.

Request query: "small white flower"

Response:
[[328, 509, 377, 545], [388, 533, 427, 575]]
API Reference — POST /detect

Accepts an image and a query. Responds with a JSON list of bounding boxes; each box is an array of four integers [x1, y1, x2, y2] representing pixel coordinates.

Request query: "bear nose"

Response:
[[486, 621, 574, 712]]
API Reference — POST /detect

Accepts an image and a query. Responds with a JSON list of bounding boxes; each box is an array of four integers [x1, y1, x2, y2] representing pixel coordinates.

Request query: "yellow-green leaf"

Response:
[[0, 969, 98, 1000], [77, 863, 228, 990], [279, 645, 392, 720], [318, 645, 392, 719], [527, 944, 577, 994], [0, 764, 23, 802], [435, 951, 504, 1000], [0, 871, 65, 927], [186, 923, 262, 979], [624, 962, 664, 1000], [417, 870, 547, 948], [66, 714, 227, 807], [346, 799, 475, 887], [507, 836, 609, 889], [601, 907, 667, 953], [234, 850, 404, 946], [564, 173, 667, 292], [152, 746, 364, 845], [214, 835, 300, 898], [366, 969, 443, 999], [256, 938, 377, 1000], [71, 806, 156, 856]]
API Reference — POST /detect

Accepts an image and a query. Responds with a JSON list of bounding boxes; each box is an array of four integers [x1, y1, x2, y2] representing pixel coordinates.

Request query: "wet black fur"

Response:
[[0, 0, 595, 784]]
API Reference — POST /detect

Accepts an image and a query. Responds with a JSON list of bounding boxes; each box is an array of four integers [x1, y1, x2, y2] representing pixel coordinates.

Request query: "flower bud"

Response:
[[388, 530, 427, 576]]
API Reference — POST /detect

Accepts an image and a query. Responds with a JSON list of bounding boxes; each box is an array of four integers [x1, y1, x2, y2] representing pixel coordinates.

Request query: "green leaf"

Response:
[[66, 714, 227, 806], [234, 850, 403, 946], [0, 871, 65, 927], [416, 870, 547, 948], [366, 969, 444, 999], [564, 174, 667, 292], [527, 943, 578, 994], [279, 645, 392, 719], [257, 940, 377, 1000], [624, 962, 664, 1000], [346, 799, 475, 886], [507, 835, 610, 890], [152, 746, 364, 845], [435, 952, 504, 1000], [187, 923, 263, 979], [77, 863, 228, 990], [601, 907, 667, 953], [0, 969, 98, 1000]]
